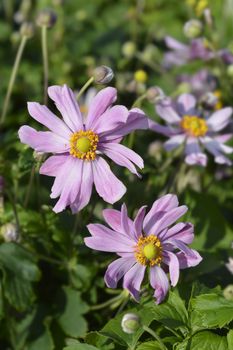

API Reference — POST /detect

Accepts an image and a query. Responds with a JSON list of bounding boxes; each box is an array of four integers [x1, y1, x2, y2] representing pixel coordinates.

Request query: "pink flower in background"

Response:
[[19, 85, 151, 213], [85, 194, 202, 304], [151, 93, 233, 166]]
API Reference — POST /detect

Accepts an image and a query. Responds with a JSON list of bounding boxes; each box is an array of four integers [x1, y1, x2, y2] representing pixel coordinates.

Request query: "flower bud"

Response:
[[36, 8, 57, 28], [223, 284, 233, 301], [146, 86, 165, 103], [1, 223, 19, 242], [20, 22, 35, 39], [183, 19, 203, 39], [93, 65, 114, 84], [122, 41, 137, 58], [121, 313, 140, 334], [134, 70, 148, 84]]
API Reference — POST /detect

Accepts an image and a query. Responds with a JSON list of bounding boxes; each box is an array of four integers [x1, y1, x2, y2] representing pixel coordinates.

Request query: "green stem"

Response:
[[42, 25, 49, 105], [132, 93, 147, 108], [77, 77, 94, 100], [0, 36, 27, 125], [89, 293, 124, 311], [142, 325, 168, 350]]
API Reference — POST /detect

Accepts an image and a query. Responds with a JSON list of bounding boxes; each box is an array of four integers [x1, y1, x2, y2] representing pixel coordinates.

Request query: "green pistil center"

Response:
[[76, 137, 91, 153]]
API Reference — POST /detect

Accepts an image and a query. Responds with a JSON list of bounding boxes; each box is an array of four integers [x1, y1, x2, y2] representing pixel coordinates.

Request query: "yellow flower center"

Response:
[[70, 130, 99, 161], [180, 115, 208, 137], [135, 235, 162, 266]]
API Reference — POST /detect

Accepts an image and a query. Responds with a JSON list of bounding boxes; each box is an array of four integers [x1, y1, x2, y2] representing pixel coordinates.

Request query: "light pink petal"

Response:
[[99, 142, 143, 177], [123, 263, 146, 301], [102, 208, 134, 234], [133, 206, 147, 240], [156, 98, 181, 124], [166, 239, 197, 259], [70, 161, 93, 213], [201, 136, 232, 165], [207, 107, 233, 132], [160, 222, 194, 244], [150, 265, 169, 304], [164, 134, 186, 151], [214, 134, 233, 143], [18, 126, 70, 153], [86, 87, 117, 129], [92, 105, 128, 134], [143, 194, 179, 234], [163, 251, 180, 286], [52, 158, 83, 213], [48, 85, 83, 132], [176, 250, 202, 269], [165, 36, 189, 51], [92, 157, 126, 204], [27, 102, 72, 139], [185, 138, 207, 167], [121, 203, 130, 236], [104, 257, 136, 288], [150, 120, 181, 137], [177, 94, 196, 114], [39, 155, 69, 177]]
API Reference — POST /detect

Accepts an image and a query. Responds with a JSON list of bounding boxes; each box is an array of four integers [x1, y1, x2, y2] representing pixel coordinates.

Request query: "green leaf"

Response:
[[148, 291, 189, 331], [27, 322, 54, 350], [57, 286, 89, 338], [0, 279, 3, 320], [227, 330, 233, 350], [63, 345, 99, 350], [190, 293, 233, 329], [176, 331, 228, 350], [136, 341, 162, 349]]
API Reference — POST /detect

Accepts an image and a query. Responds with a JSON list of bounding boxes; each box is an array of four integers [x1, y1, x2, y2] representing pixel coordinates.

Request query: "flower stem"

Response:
[[77, 77, 94, 100], [142, 325, 168, 350], [0, 35, 27, 125], [41, 25, 49, 105]]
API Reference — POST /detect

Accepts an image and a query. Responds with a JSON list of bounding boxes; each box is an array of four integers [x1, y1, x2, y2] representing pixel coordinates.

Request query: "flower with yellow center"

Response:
[[70, 130, 99, 161], [135, 235, 162, 267], [180, 115, 208, 137]]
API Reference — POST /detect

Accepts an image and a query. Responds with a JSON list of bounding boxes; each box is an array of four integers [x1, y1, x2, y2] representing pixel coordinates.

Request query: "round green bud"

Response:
[[122, 41, 137, 58], [94, 65, 114, 84], [121, 313, 140, 334], [20, 22, 35, 38], [36, 8, 57, 28], [183, 19, 203, 39], [223, 285, 233, 301]]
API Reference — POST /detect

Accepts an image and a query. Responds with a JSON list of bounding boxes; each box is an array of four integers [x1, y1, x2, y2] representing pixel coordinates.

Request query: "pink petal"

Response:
[[123, 263, 146, 301], [177, 93, 196, 114], [92, 157, 126, 204], [156, 98, 181, 124], [18, 126, 70, 153], [185, 138, 207, 167], [133, 206, 147, 240], [85, 87, 117, 129], [40, 155, 69, 177], [102, 208, 134, 234], [160, 222, 194, 244], [176, 250, 202, 269], [164, 134, 186, 151], [27, 102, 72, 139], [92, 105, 128, 134], [104, 257, 136, 288], [163, 251, 180, 286], [207, 107, 232, 132], [150, 265, 169, 304], [48, 85, 83, 132], [165, 36, 189, 51]]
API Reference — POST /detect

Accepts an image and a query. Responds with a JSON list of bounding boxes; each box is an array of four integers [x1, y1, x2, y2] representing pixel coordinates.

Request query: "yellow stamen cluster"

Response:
[[70, 130, 99, 161], [135, 235, 162, 267], [180, 115, 208, 137]]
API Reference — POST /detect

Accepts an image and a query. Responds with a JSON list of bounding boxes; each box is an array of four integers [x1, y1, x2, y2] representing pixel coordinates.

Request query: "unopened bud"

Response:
[[33, 151, 44, 163], [94, 66, 114, 84], [223, 285, 233, 301], [36, 8, 57, 28], [20, 22, 35, 38], [122, 41, 137, 58], [146, 86, 165, 103], [134, 70, 148, 84], [121, 313, 140, 334], [1, 223, 19, 242], [183, 19, 203, 39]]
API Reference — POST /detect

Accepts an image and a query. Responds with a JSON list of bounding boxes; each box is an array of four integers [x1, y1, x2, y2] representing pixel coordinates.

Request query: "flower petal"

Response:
[[39, 155, 69, 177], [70, 161, 94, 213], [156, 98, 181, 124], [100, 142, 143, 177], [166, 239, 197, 259], [102, 208, 134, 234], [177, 94, 196, 114], [27, 102, 72, 139], [207, 107, 232, 132], [185, 138, 207, 166], [48, 85, 83, 132], [104, 257, 136, 289], [123, 263, 146, 301], [85, 87, 117, 129], [18, 126, 70, 153], [164, 134, 186, 151], [176, 250, 202, 269], [160, 222, 194, 244], [133, 206, 147, 240], [165, 36, 189, 51], [162, 251, 180, 286], [92, 105, 128, 134], [92, 157, 126, 204], [150, 265, 169, 304], [201, 136, 232, 165]]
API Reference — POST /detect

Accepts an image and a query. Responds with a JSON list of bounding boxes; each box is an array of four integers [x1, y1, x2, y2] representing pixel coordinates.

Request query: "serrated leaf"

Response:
[[136, 340, 162, 349], [57, 286, 89, 338], [227, 330, 233, 350], [190, 293, 233, 329], [176, 331, 228, 350]]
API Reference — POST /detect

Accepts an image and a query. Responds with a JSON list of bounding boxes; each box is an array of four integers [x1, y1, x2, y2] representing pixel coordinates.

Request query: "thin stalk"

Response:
[[142, 325, 168, 350], [41, 25, 49, 105], [0, 36, 27, 125], [89, 293, 124, 311], [77, 77, 94, 100]]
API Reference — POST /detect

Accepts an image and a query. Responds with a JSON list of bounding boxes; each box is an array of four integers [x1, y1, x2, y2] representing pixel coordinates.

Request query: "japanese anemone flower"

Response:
[[84, 194, 202, 304], [18, 85, 151, 213], [151, 93, 233, 166]]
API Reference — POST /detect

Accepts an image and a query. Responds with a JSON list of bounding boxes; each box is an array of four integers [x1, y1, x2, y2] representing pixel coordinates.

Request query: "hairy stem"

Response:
[[77, 77, 94, 100], [41, 25, 49, 105]]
